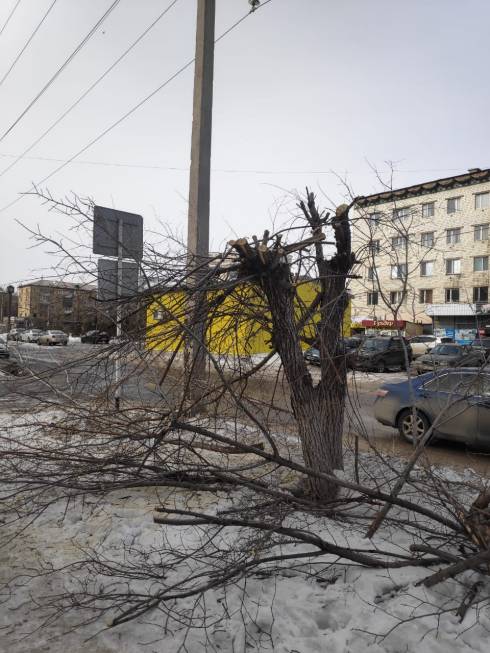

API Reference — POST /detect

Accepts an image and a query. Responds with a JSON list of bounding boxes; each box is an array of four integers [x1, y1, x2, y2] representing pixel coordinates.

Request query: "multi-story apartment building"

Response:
[[349, 167, 490, 343], [18, 280, 97, 334]]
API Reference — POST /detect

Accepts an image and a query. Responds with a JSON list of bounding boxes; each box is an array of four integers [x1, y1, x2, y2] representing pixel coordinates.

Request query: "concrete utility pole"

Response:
[[186, 0, 215, 394]]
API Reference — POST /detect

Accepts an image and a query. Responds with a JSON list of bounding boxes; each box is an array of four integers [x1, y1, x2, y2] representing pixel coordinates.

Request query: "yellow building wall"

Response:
[[147, 282, 351, 355]]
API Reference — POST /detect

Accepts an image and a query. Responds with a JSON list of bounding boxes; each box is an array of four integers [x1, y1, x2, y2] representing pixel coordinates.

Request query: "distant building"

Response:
[[17, 280, 97, 334], [0, 288, 18, 329], [350, 167, 490, 343]]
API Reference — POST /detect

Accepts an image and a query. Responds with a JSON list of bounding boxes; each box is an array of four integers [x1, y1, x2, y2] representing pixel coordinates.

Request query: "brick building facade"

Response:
[[17, 280, 97, 334]]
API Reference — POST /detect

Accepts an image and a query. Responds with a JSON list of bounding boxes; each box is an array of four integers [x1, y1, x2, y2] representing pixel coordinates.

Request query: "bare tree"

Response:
[[0, 185, 490, 648]]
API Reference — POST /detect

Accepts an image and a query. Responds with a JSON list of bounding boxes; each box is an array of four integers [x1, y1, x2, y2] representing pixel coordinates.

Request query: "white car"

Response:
[[408, 335, 440, 358], [38, 330, 68, 346], [20, 329, 44, 343]]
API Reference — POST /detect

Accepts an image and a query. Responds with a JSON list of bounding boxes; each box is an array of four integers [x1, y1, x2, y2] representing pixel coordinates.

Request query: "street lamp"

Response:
[[6, 285, 14, 334]]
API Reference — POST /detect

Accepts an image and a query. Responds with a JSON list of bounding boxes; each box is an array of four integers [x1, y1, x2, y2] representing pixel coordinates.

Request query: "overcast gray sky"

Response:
[[0, 0, 489, 286]]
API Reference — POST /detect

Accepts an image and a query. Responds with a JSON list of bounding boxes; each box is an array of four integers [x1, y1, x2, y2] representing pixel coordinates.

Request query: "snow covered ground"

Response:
[[0, 414, 489, 653]]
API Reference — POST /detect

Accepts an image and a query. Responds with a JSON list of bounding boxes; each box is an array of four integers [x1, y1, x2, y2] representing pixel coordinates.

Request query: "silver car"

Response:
[[38, 330, 68, 346]]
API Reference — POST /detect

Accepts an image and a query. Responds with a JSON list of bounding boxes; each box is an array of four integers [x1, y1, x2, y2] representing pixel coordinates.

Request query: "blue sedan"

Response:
[[374, 368, 490, 447]]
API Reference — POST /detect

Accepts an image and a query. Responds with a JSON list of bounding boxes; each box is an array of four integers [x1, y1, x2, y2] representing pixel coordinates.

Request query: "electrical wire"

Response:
[[0, 0, 58, 89], [0, 0, 275, 214], [0, 0, 181, 180], [0, 0, 122, 144], [0, 0, 22, 38], [0, 150, 338, 174]]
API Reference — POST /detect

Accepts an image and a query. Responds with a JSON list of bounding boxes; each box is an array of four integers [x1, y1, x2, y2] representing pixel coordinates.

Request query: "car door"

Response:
[[386, 339, 401, 367], [419, 371, 479, 444]]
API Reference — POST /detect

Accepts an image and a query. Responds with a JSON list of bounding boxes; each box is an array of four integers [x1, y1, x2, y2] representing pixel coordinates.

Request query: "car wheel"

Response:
[[397, 409, 431, 444], [376, 360, 387, 373]]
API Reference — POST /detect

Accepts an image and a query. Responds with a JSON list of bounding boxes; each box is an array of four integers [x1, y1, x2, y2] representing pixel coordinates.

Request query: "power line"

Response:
[[0, 0, 181, 180], [0, 0, 58, 89], [0, 150, 474, 177], [0, 0, 22, 38], [0, 0, 122, 144], [0, 150, 338, 174], [0, 0, 274, 214]]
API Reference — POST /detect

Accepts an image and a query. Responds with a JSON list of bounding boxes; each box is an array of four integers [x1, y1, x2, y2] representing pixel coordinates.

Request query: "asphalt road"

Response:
[[0, 341, 166, 408], [1, 343, 489, 474]]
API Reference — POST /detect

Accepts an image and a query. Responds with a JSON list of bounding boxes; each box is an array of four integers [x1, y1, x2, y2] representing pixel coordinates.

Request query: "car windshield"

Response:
[[361, 339, 389, 351], [344, 338, 360, 347], [431, 344, 460, 356]]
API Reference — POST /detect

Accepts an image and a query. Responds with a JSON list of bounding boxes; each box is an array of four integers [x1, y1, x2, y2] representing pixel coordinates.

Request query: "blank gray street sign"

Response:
[[93, 205, 143, 260], [97, 259, 139, 301]]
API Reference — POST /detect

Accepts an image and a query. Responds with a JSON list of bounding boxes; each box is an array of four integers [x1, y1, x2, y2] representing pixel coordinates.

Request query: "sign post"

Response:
[[93, 206, 143, 410]]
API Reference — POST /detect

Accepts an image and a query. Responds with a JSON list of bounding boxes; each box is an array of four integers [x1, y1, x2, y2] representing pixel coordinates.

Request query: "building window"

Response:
[[445, 288, 460, 303], [474, 223, 489, 241], [391, 235, 407, 250], [39, 292, 50, 303], [369, 212, 382, 226], [420, 260, 434, 277], [446, 227, 461, 244], [369, 239, 380, 254], [447, 197, 462, 214], [422, 202, 435, 218], [153, 310, 165, 320], [419, 289, 433, 303], [421, 231, 435, 247], [474, 256, 489, 272], [445, 258, 461, 275], [473, 286, 489, 302], [367, 266, 374, 281], [389, 290, 406, 305], [367, 291, 378, 306], [475, 192, 490, 209], [393, 207, 410, 220], [391, 263, 407, 279]]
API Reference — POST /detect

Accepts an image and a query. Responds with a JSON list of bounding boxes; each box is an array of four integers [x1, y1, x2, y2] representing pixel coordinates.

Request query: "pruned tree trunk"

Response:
[[230, 193, 354, 501]]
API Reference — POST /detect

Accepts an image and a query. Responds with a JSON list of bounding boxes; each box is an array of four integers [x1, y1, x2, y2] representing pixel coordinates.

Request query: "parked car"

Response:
[[303, 340, 359, 368], [7, 328, 25, 341], [354, 336, 412, 373], [374, 368, 490, 447], [413, 343, 485, 374], [469, 338, 490, 358], [0, 334, 9, 358], [409, 335, 439, 358], [304, 347, 320, 364], [81, 330, 110, 344], [20, 329, 43, 343], [37, 330, 68, 346]]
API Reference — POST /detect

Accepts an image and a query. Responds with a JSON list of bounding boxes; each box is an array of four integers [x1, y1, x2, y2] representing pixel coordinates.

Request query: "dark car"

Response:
[[470, 338, 490, 357], [303, 341, 358, 368], [81, 330, 110, 344], [374, 368, 490, 447], [413, 344, 485, 374], [354, 336, 412, 373]]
